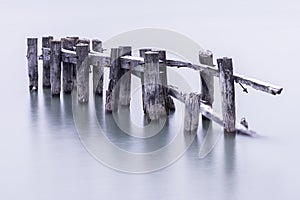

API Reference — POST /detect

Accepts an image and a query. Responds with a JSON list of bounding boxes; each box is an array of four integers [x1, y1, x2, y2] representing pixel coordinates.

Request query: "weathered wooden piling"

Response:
[[92, 39, 104, 95], [217, 58, 236, 133], [199, 50, 214, 120], [42, 36, 53, 88], [62, 38, 76, 93], [156, 50, 175, 113], [184, 93, 201, 131], [143, 51, 166, 120], [66, 37, 79, 88], [76, 43, 90, 102], [27, 38, 38, 91], [119, 46, 132, 107], [106, 48, 121, 112], [50, 40, 62, 95], [139, 48, 152, 113]]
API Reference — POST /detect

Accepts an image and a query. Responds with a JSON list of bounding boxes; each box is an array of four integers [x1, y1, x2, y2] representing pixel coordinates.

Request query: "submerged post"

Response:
[[184, 93, 201, 131], [119, 46, 132, 107], [50, 40, 62, 96], [199, 50, 214, 120], [62, 38, 76, 93], [105, 48, 121, 112], [27, 38, 38, 91], [143, 51, 166, 120], [42, 36, 53, 88], [76, 43, 89, 102], [139, 48, 152, 113], [217, 58, 236, 133], [92, 39, 104, 95]]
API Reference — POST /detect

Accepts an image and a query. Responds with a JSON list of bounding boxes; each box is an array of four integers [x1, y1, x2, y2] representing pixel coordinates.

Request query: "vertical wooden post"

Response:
[[42, 36, 53, 88], [184, 93, 201, 131], [156, 50, 175, 114], [27, 38, 38, 91], [105, 48, 121, 112], [139, 48, 152, 113], [199, 50, 214, 120], [62, 38, 75, 93], [119, 46, 132, 107], [76, 43, 90, 102], [217, 58, 236, 133], [92, 39, 104, 95], [143, 51, 166, 120], [66, 37, 79, 88], [50, 40, 62, 96]]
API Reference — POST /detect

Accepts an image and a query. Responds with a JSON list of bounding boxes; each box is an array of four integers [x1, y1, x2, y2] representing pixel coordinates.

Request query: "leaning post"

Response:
[[217, 57, 236, 133], [27, 38, 38, 91], [199, 50, 214, 120], [92, 39, 104, 95], [42, 36, 53, 88], [50, 40, 62, 96], [119, 46, 132, 107], [76, 43, 90, 102]]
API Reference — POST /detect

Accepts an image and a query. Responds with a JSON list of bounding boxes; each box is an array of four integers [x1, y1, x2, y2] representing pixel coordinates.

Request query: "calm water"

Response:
[[1, 1, 300, 199]]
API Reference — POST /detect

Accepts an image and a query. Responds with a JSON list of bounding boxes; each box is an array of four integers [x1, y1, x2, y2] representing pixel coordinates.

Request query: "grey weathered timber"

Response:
[[156, 50, 175, 113], [92, 40, 104, 95], [50, 40, 62, 96], [76, 44, 90, 102], [106, 48, 121, 112], [66, 37, 79, 88], [234, 74, 283, 95], [119, 46, 132, 107], [42, 36, 53, 88], [143, 51, 166, 120], [27, 38, 38, 91], [139, 48, 152, 113], [184, 93, 201, 131], [217, 58, 236, 133], [199, 50, 214, 121], [62, 38, 76, 93]]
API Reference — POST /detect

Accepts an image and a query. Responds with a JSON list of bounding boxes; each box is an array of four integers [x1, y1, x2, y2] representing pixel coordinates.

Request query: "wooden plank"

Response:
[[61, 48, 77, 64], [62, 38, 76, 93], [184, 93, 201, 131], [234, 74, 283, 95]]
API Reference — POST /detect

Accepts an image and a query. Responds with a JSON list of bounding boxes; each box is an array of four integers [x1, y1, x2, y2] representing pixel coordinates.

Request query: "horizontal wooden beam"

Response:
[[234, 73, 283, 95], [61, 48, 77, 64]]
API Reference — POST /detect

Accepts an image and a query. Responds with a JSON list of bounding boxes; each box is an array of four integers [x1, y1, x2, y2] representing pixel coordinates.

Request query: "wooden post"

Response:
[[139, 48, 152, 113], [66, 37, 79, 88], [217, 58, 236, 133], [199, 50, 214, 120], [27, 38, 38, 91], [92, 39, 104, 95], [50, 40, 62, 96], [156, 50, 175, 114], [76, 43, 90, 102], [143, 51, 166, 120], [105, 48, 121, 112], [42, 36, 53, 88], [119, 46, 132, 107], [184, 93, 201, 131], [62, 38, 76, 93]]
